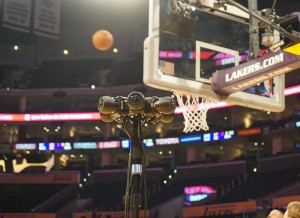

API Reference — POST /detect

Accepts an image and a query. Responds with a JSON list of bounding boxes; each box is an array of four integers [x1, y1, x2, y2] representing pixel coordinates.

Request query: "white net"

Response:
[[174, 92, 216, 133]]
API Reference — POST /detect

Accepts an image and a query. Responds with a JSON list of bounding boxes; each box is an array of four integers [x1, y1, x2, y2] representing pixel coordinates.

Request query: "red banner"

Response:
[[73, 212, 92, 218], [183, 201, 256, 217], [0, 213, 56, 218], [73, 210, 149, 218], [0, 171, 79, 184], [0, 112, 100, 122], [237, 128, 262, 136], [272, 195, 300, 208]]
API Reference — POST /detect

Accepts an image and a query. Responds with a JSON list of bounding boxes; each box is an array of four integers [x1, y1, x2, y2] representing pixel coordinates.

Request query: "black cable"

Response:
[[140, 123, 154, 218], [122, 120, 132, 218], [125, 157, 132, 218], [142, 123, 153, 139], [136, 117, 147, 218], [121, 119, 132, 139], [130, 177, 134, 218], [141, 143, 148, 218]]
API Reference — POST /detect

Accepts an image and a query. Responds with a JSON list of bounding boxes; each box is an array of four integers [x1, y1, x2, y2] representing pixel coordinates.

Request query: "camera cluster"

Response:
[[98, 91, 176, 124]]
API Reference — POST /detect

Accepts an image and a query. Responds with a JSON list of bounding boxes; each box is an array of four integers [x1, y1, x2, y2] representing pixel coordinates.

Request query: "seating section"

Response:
[[82, 167, 163, 211], [148, 175, 238, 207], [110, 54, 143, 86], [30, 59, 114, 88], [27, 54, 143, 89], [0, 184, 68, 212], [0, 160, 299, 213], [80, 182, 127, 211], [212, 167, 300, 204]]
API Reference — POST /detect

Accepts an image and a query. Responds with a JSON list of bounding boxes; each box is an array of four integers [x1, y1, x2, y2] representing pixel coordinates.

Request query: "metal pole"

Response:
[[248, 0, 259, 59]]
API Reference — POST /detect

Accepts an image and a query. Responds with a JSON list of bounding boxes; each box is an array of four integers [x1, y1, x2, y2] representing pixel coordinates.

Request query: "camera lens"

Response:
[[98, 96, 119, 114], [154, 97, 176, 114], [127, 91, 145, 110]]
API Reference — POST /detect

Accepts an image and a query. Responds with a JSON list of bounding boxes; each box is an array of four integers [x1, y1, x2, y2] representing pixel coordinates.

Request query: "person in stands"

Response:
[[267, 209, 284, 218], [284, 201, 300, 218]]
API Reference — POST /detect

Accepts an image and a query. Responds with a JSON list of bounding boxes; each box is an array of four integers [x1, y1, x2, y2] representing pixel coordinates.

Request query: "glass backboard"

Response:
[[143, 0, 285, 112]]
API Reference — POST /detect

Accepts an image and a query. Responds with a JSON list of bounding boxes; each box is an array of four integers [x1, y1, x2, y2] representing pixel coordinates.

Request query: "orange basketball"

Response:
[[92, 30, 114, 51]]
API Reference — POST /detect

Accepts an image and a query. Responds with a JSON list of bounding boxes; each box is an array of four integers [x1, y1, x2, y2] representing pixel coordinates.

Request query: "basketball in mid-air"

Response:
[[92, 30, 114, 51]]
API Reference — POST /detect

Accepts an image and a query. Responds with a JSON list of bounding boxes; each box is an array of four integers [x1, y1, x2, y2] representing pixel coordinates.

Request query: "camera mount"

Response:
[[98, 91, 176, 218]]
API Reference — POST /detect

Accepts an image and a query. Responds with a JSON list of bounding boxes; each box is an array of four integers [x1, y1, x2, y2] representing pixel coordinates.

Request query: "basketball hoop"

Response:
[[174, 92, 216, 133]]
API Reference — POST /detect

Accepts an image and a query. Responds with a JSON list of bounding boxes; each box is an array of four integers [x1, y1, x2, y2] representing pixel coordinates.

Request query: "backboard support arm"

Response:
[[223, 0, 300, 43], [248, 0, 260, 59]]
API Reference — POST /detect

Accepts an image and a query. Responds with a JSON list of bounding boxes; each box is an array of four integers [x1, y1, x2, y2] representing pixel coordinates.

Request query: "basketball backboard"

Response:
[[143, 0, 285, 112]]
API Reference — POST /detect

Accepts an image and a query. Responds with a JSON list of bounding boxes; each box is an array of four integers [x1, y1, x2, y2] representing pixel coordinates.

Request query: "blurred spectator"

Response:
[[284, 202, 300, 218], [267, 209, 284, 218]]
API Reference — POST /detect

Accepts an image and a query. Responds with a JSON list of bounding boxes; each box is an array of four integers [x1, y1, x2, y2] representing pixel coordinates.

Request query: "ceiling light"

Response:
[[63, 49, 69, 55]]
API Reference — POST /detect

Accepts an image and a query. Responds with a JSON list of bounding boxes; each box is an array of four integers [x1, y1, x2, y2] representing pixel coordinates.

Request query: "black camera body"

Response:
[[98, 91, 176, 123]]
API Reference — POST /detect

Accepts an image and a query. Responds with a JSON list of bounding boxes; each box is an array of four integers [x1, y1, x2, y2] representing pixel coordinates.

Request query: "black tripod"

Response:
[[98, 91, 176, 218]]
